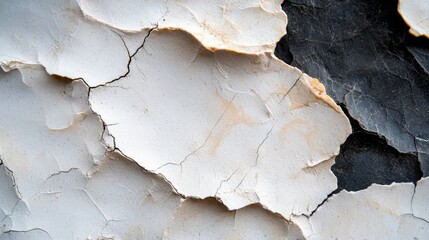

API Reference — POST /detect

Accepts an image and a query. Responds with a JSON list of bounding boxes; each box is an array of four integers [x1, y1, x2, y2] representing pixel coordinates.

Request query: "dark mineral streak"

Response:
[[275, 0, 429, 185]]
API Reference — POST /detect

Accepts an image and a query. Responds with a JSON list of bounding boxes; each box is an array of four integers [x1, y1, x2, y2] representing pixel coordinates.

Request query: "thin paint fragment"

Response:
[[399, 0, 429, 38], [294, 179, 429, 240], [163, 199, 304, 240]]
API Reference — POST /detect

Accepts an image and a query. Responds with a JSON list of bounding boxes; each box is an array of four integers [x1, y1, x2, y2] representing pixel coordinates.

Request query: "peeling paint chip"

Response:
[[294, 178, 429, 240], [399, 0, 429, 38], [89, 29, 351, 219], [0, 0, 287, 86], [163, 199, 305, 240], [76, 0, 287, 53]]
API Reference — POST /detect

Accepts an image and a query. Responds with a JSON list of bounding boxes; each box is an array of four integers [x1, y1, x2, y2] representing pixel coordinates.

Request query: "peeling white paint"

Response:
[[0, 68, 104, 200], [294, 179, 429, 240], [0, 66, 317, 239], [1, 0, 424, 239], [163, 199, 304, 240], [0, 0, 286, 86], [89, 29, 351, 219], [0, 229, 52, 240], [398, 0, 429, 38], [77, 0, 286, 53], [0, 0, 130, 86], [0, 68, 181, 239]]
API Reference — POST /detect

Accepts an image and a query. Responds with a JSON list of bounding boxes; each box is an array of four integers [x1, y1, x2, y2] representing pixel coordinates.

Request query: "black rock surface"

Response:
[[332, 106, 422, 191], [275, 0, 429, 188]]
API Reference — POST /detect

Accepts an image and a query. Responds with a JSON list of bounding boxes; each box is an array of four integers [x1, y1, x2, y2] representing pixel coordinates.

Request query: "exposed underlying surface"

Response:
[[0, 0, 428, 239], [407, 36, 429, 76], [332, 108, 422, 191], [277, 0, 429, 177]]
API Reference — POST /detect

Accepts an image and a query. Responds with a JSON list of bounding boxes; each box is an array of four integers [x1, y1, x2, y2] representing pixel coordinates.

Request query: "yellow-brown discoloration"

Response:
[[208, 95, 258, 154], [302, 75, 341, 113]]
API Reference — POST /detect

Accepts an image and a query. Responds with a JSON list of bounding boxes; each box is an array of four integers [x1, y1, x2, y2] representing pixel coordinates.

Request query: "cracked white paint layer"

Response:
[[0, 0, 130, 87], [0, 67, 105, 200], [0, 165, 20, 235], [0, 68, 181, 239], [412, 177, 429, 225], [0, 229, 52, 240], [0, 0, 286, 87], [0, 66, 310, 239], [0, 154, 181, 239], [163, 199, 304, 240], [293, 179, 429, 240], [5, 0, 423, 239], [89, 29, 351, 220], [398, 0, 429, 38], [77, 0, 286, 53]]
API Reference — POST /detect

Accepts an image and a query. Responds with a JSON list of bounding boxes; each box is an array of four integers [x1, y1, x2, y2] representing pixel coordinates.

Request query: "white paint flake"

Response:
[[294, 179, 429, 240], [398, 0, 429, 38], [89, 29, 351, 220], [77, 0, 286, 53], [163, 199, 305, 240]]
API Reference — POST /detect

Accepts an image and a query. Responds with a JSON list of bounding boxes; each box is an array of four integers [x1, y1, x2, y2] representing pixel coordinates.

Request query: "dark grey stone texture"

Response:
[[331, 107, 422, 191], [275, 0, 429, 187]]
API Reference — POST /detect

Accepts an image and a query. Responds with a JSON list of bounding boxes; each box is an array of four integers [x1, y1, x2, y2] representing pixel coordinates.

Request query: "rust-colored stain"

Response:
[[305, 76, 341, 113], [207, 95, 258, 155], [278, 118, 308, 146]]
